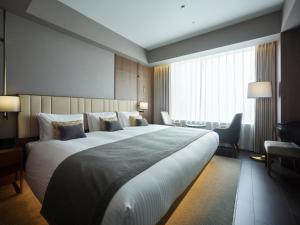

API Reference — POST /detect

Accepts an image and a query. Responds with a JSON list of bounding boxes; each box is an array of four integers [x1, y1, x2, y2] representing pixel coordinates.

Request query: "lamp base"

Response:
[[250, 154, 266, 162], [1, 112, 9, 120]]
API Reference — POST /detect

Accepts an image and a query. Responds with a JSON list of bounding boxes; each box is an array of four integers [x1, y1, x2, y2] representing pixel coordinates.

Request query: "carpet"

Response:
[[0, 155, 240, 225], [165, 155, 241, 225]]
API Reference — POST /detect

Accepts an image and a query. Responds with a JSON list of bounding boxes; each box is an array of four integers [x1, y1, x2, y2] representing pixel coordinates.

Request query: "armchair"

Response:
[[161, 111, 175, 126], [213, 113, 243, 157]]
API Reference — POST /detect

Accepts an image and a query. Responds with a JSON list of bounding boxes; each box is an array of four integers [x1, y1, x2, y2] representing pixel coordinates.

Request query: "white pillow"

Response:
[[117, 111, 141, 127], [37, 113, 84, 141], [86, 112, 117, 131]]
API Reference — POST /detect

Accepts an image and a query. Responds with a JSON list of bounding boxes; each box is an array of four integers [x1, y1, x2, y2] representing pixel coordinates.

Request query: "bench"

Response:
[[264, 141, 300, 175]]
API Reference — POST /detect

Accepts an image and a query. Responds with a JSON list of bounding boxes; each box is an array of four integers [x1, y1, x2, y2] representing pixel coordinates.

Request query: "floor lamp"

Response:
[[247, 81, 272, 161]]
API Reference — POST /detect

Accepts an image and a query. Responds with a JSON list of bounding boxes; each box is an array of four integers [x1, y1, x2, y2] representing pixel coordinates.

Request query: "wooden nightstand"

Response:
[[0, 147, 23, 193]]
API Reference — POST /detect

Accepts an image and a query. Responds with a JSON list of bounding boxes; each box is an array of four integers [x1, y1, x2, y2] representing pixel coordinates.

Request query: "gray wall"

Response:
[[6, 12, 114, 98], [0, 12, 116, 138], [282, 0, 295, 28], [148, 11, 281, 64], [0, 0, 147, 64], [0, 10, 3, 94], [281, 0, 300, 31], [26, 0, 148, 64]]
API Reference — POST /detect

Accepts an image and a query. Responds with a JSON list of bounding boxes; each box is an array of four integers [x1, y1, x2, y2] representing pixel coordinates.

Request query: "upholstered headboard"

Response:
[[18, 95, 137, 139]]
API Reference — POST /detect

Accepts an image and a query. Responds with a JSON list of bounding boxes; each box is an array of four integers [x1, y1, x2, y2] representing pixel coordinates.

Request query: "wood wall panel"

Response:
[[115, 55, 138, 100], [115, 55, 154, 123], [138, 64, 154, 123], [281, 28, 300, 122]]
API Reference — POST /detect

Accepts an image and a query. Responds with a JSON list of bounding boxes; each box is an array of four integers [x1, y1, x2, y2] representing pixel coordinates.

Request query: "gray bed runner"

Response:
[[41, 127, 210, 225]]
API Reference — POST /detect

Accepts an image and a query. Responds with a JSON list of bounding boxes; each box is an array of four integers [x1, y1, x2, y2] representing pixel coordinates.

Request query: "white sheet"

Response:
[[25, 125, 219, 225]]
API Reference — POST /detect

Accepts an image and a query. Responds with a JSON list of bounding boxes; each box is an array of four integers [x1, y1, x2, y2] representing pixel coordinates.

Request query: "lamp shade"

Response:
[[139, 102, 148, 110], [247, 82, 272, 98], [0, 96, 20, 112]]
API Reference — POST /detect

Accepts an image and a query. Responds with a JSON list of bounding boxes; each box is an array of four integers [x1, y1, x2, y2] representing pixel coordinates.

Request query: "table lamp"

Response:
[[0, 96, 20, 120], [138, 102, 148, 112]]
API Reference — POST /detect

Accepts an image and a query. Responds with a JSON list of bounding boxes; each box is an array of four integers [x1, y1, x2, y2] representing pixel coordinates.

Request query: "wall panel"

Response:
[[115, 55, 154, 122], [138, 64, 154, 123], [115, 55, 138, 100], [281, 28, 300, 122]]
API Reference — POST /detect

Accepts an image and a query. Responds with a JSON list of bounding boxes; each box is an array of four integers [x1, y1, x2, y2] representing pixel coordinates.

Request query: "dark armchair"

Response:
[[213, 113, 243, 157]]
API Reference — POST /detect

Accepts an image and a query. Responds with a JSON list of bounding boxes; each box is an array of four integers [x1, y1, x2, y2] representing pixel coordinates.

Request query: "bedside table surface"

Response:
[[0, 147, 18, 152]]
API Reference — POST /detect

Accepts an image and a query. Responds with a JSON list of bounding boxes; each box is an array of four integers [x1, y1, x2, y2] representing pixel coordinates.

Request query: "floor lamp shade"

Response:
[[0, 96, 20, 112], [247, 82, 272, 98]]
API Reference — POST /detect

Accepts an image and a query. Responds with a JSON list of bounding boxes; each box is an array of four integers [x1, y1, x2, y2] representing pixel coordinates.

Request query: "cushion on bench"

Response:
[[264, 141, 300, 158]]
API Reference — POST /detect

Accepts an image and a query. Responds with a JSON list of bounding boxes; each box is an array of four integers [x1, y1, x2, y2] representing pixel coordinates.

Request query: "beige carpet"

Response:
[[165, 155, 241, 225], [0, 155, 240, 225]]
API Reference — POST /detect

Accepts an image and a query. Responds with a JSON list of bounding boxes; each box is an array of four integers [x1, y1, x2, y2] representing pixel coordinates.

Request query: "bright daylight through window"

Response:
[[170, 47, 256, 125]]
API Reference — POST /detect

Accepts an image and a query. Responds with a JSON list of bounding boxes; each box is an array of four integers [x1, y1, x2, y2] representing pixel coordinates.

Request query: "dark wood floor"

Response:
[[233, 151, 300, 225]]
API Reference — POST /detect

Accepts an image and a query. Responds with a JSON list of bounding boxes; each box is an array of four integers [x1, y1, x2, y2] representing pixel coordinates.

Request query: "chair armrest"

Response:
[[213, 128, 232, 143], [213, 128, 227, 134]]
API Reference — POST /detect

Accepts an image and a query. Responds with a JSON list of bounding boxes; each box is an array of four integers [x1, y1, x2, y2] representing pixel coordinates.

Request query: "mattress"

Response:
[[25, 125, 219, 225]]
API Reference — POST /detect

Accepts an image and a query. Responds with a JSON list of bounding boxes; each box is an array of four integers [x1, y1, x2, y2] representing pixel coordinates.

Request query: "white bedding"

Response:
[[25, 125, 219, 225]]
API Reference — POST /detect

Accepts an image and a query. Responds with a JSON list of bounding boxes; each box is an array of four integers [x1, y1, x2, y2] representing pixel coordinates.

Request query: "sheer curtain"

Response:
[[170, 47, 256, 150]]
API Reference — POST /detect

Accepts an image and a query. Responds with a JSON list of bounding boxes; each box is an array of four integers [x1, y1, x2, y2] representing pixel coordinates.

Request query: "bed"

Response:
[[18, 95, 219, 225]]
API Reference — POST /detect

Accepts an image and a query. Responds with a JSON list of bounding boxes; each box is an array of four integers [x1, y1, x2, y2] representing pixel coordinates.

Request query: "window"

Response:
[[170, 46, 255, 125]]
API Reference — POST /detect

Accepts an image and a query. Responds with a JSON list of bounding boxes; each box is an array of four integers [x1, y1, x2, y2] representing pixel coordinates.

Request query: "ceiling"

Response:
[[58, 0, 283, 50]]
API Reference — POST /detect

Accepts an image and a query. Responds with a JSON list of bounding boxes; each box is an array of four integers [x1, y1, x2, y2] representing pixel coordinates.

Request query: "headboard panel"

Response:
[[18, 95, 137, 139]]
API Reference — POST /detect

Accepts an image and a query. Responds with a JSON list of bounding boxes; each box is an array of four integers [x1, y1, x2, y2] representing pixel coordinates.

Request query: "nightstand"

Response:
[[0, 147, 23, 193]]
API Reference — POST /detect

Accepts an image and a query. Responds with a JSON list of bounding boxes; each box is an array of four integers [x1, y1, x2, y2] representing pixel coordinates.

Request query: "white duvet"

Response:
[[25, 125, 219, 225]]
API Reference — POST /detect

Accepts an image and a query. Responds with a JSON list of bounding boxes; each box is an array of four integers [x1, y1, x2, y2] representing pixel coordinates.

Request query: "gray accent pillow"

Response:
[[58, 124, 87, 141], [136, 118, 149, 126], [105, 120, 124, 132]]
